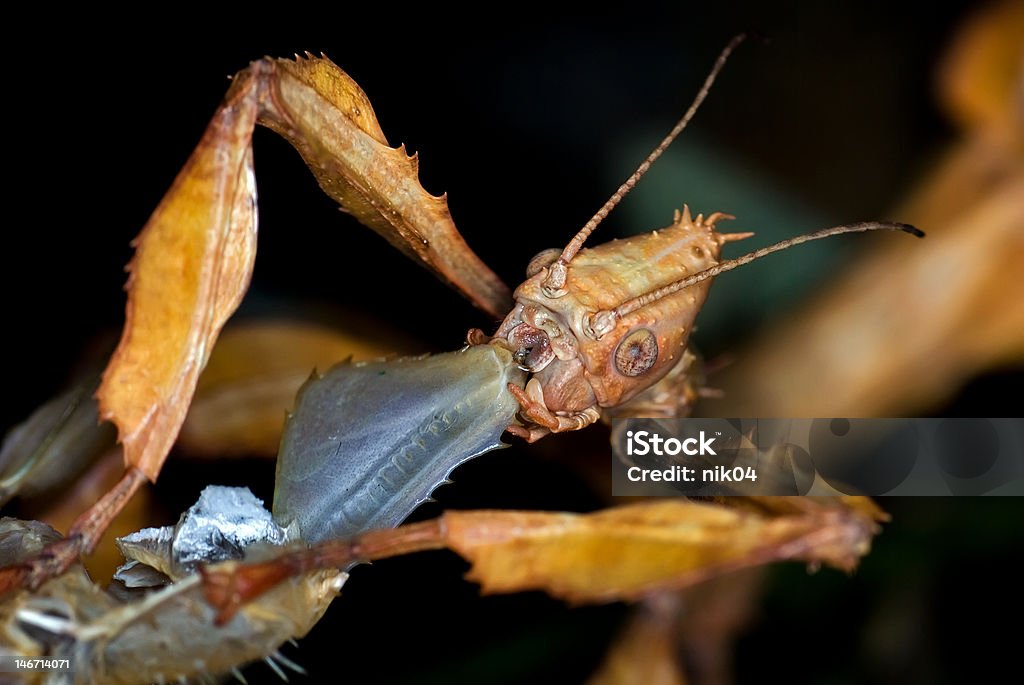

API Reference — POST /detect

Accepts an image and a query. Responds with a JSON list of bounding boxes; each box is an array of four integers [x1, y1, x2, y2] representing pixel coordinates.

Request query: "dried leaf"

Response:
[[441, 499, 879, 603], [97, 78, 259, 481], [587, 575, 765, 685], [257, 55, 512, 318], [181, 320, 411, 457]]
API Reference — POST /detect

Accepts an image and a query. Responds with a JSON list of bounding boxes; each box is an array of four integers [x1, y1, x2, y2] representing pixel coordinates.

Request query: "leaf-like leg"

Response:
[[2, 56, 513, 593], [0, 66, 262, 595], [253, 55, 511, 317], [202, 520, 447, 625], [200, 499, 884, 623]]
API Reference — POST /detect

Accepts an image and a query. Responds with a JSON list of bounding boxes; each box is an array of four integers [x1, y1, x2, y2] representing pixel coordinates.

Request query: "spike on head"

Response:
[[718, 231, 755, 244], [540, 34, 749, 299], [703, 211, 735, 228]]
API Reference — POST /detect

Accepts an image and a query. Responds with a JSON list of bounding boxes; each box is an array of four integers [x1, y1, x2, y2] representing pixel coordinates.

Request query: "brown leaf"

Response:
[[97, 75, 259, 481], [675, 569, 765, 685], [180, 320, 412, 457], [441, 499, 879, 603], [257, 55, 512, 318]]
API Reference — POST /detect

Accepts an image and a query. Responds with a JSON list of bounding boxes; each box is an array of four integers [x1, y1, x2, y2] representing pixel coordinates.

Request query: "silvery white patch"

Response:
[[116, 485, 286, 579], [173, 486, 285, 571]]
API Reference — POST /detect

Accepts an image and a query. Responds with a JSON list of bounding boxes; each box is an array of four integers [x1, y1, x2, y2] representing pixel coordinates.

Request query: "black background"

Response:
[[4, 3, 1023, 683]]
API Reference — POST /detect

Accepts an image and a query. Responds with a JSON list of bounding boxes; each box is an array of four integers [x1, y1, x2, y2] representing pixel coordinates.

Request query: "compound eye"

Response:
[[614, 329, 658, 376], [526, 248, 561, 277]]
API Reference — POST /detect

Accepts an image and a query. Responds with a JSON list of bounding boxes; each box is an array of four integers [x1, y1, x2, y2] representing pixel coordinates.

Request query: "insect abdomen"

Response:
[[273, 345, 525, 544]]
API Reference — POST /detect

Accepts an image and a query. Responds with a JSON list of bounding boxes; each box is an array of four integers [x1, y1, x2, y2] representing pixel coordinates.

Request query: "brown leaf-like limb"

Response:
[[99, 65, 261, 483], [202, 519, 446, 625], [202, 499, 881, 624], [0, 65, 262, 595], [445, 500, 877, 602], [28, 445, 154, 583], [258, 55, 511, 318], [100, 54, 509, 479], [2, 55, 509, 593]]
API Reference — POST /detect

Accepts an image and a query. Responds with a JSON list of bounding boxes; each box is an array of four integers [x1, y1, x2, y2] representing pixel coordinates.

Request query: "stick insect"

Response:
[[1, 36, 916, 683]]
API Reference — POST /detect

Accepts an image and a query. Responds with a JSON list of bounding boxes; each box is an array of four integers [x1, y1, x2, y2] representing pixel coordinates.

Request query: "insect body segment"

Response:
[[273, 345, 526, 545], [1, 491, 342, 685], [490, 208, 749, 441]]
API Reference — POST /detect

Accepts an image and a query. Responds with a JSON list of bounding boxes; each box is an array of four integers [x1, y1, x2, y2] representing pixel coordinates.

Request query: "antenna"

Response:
[[584, 222, 924, 339], [542, 33, 748, 298]]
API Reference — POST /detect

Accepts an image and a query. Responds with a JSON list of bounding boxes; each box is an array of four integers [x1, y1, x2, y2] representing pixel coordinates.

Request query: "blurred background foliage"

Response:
[[3, 1, 1022, 683]]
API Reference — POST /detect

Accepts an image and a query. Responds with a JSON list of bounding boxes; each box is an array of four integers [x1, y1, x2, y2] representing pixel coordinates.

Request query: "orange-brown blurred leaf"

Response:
[[713, 163, 1023, 417], [257, 55, 512, 318], [441, 499, 880, 603], [711, 7, 1023, 418], [675, 569, 765, 685], [587, 571, 764, 685], [588, 595, 687, 685], [181, 320, 413, 457], [97, 77, 259, 481], [31, 447, 154, 584], [939, 0, 1024, 141]]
